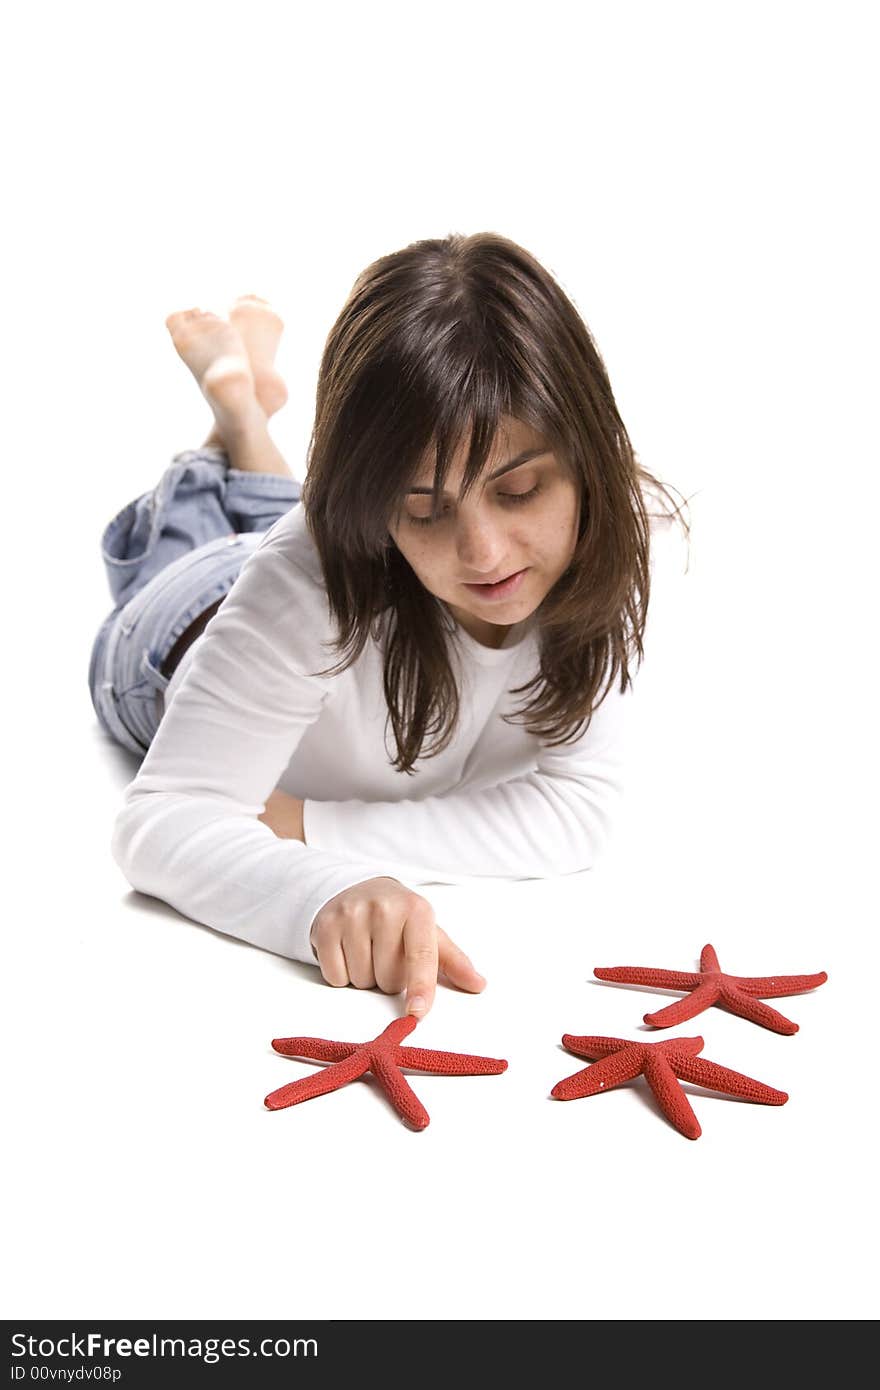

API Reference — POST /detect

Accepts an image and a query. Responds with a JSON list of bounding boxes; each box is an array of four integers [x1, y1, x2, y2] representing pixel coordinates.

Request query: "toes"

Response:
[[229, 295, 283, 329], [165, 307, 203, 331], [165, 308, 226, 338]]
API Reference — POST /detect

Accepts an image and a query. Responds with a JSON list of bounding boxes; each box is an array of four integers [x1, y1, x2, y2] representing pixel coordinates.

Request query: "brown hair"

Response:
[[299, 231, 689, 775]]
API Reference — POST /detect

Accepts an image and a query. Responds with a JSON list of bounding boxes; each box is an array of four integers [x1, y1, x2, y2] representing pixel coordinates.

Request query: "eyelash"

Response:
[[407, 485, 542, 527]]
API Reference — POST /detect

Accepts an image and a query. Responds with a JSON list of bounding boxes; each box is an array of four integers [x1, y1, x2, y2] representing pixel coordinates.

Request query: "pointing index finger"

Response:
[[403, 911, 439, 1019]]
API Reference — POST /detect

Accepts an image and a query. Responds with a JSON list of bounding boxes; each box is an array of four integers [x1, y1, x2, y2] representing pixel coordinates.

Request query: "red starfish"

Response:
[[594, 942, 827, 1034], [552, 1034, 788, 1139], [264, 1015, 508, 1130]]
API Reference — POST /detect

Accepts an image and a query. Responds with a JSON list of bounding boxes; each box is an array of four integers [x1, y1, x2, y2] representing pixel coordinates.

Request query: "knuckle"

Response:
[[319, 963, 349, 987], [350, 971, 377, 991], [405, 893, 435, 922], [369, 897, 400, 925], [405, 942, 437, 963]]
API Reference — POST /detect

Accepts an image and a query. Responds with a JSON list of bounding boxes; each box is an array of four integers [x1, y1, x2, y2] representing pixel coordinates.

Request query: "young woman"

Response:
[[90, 231, 688, 1020]]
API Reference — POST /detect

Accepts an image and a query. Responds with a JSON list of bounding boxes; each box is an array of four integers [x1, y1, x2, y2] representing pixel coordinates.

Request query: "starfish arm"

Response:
[[643, 1052, 702, 1139], [379, 1016, 420, 1046], [552, 1046, 646, 1100], [264, 1050, 370, 1111], [657, 1036, 705, 1057], [700, 944, 721, 973], [594, 966, 702, 990], [734, 970, 829, 998], [563, 1034, 704, 1060], [644, 982, 721, 1028], [271, 1037, 357, 1061], [395, 1046, 508, 1075], [718, 984, 799, 1035], [560, 1034, 636, 1060], [672, 1054, 788, 1105], [370, 1052, 431, 1130]]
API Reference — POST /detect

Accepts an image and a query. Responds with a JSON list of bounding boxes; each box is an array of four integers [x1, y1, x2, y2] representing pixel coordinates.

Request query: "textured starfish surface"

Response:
[[594, 942, 827, 1034], [551, 1033, 788, 1139], [264, 1015, 508, 1130]]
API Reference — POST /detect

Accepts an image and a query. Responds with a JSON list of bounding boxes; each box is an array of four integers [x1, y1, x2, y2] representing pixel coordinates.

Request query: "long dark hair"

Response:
[[299, 231, 689, 775]]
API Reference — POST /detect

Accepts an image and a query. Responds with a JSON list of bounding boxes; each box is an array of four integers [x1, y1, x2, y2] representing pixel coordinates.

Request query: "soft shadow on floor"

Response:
[[117, 885, 322, 986], [90, 720, 144, 792]]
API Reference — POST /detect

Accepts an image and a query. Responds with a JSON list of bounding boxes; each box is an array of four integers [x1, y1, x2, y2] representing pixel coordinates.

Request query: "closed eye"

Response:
[[406, 484, 542, 527]]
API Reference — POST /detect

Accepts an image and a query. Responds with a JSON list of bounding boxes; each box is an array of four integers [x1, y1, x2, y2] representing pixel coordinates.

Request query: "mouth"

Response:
[[462, 568, 529, 601]]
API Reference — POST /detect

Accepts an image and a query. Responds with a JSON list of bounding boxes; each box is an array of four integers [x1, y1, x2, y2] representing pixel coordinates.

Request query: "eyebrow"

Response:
[[406, 448, 552, 495]]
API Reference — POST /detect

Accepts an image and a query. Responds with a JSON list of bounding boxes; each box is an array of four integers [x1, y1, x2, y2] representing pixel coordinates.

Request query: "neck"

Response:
[[449, 607, 514, 649]]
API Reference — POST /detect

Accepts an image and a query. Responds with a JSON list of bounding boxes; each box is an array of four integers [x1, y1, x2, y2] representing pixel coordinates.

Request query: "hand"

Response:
[[258, 789, 305, 842], [309, 877, 486, 1018]]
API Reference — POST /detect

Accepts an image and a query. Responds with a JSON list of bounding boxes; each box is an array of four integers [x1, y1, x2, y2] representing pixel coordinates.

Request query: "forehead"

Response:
[[412, 418, 549, 484]]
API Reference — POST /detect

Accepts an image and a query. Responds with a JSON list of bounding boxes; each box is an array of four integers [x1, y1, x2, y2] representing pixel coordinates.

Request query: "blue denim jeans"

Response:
[[88, 445, 302, 756]]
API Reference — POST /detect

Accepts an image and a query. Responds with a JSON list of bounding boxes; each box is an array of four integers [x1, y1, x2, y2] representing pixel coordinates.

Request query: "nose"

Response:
[[455, 510, 510, 578]]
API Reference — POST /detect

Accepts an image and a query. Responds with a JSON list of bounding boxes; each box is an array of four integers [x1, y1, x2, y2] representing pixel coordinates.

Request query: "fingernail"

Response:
[[407, 995, 426, 1016]]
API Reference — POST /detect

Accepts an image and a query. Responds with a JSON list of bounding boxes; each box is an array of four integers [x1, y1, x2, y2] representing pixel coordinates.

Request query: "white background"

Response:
[[3, 0, 877, 1322]]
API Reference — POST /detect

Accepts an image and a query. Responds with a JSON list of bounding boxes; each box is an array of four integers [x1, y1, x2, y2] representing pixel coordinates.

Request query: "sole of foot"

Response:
[[228, 294, 289, 417], [165, 308, 259, 420]]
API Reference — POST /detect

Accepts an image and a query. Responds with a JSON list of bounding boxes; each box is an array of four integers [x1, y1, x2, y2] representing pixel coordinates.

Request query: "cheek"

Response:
[[552, 486, 582, 543], [531, 493, 580, 564], [524, 499, 575, 549], [394, 532, 442, 581]]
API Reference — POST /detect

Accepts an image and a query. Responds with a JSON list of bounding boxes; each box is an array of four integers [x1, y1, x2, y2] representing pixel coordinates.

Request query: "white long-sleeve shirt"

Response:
[[111, 501, 656, 964]]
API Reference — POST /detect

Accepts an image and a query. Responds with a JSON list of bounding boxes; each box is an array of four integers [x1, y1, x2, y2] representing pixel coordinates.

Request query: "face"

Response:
[[388, 416, 581, 648]]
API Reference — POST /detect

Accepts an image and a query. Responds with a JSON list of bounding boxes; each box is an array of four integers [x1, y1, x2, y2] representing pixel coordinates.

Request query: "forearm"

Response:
[[303, 771, 623, 878], [111, 789, 386, 964], [299, 684, 630, 877]]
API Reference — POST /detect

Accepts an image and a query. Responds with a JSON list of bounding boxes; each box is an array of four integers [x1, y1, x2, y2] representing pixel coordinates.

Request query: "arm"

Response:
[[255, 790, 487, 1014], [110, 540, 412, 965], [300, 678, 630, 879]]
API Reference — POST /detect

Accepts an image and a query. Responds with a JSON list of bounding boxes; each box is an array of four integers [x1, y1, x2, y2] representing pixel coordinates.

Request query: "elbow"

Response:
[[110, 798, 139, 884], [555, 834, 610, 877], [110, 783, 158, 888], [555, 794, 619, 875]]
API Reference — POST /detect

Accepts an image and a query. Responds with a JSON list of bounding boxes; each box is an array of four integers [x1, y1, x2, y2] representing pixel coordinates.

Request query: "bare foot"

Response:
[[164, 308, 263, 435], [228, 294, 289, 418]]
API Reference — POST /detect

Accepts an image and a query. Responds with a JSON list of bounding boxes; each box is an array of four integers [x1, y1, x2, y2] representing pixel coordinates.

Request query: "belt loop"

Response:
[[140, 649, 170, 692]]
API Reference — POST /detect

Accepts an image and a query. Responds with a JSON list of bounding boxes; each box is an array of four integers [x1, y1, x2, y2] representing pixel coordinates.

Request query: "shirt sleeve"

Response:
[[110, 541, 415, 964], [302, 678, 630, 878]]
